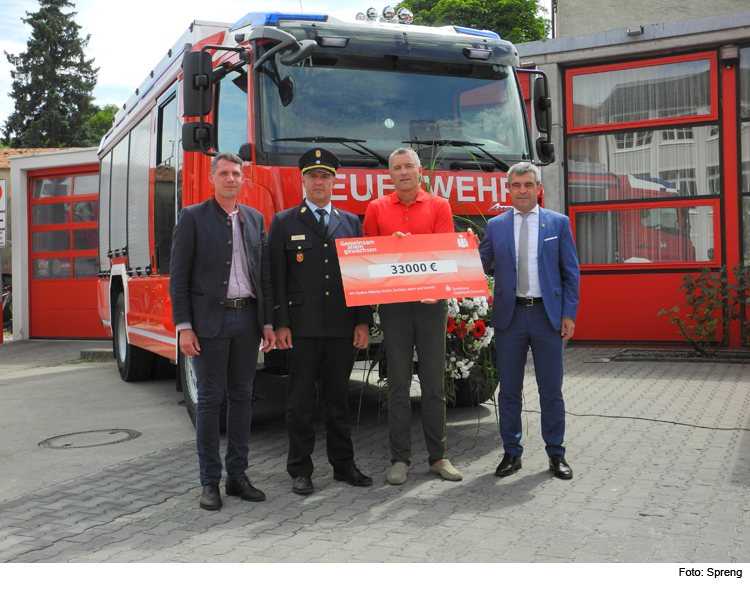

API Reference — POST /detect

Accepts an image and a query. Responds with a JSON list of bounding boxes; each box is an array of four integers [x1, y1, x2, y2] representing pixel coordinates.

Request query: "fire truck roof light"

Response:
[[316, 36, 350, 48], [454, 26, 500, 39], [462, 48, 493, 60], [230, 12, 328, 32]]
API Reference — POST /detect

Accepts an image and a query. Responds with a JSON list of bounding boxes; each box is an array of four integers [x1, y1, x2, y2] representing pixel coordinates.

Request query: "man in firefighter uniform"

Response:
[[269, 148, 373, 496], [170, 152, 276, 510]]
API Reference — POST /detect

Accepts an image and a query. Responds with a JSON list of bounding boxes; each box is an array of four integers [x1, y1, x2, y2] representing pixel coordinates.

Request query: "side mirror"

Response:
[[524, 71, 554, 165], [278, 76, 296, 107], [533, 76, 551, 135], [182, 122, 215, 152], [536, 137, 555, 165], [182, 51, 213, 118], [238, 143, 253, 161]]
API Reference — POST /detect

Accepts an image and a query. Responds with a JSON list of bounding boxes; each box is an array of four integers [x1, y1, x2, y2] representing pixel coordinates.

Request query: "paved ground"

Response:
[[0, 339, 749, 564]]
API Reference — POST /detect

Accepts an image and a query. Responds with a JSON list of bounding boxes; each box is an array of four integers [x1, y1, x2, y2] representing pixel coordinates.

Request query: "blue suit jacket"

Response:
[[479, 207, 580, 331]]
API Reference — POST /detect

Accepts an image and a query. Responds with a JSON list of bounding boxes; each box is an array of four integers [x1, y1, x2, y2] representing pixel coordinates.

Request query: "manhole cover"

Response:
[[38, 429, 141, 449]]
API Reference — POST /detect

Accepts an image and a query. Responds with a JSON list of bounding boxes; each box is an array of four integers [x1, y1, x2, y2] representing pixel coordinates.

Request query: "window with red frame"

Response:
[[740, 47, 750, 263], [30, 173, 99, 280], [566, 52, 721, 268]]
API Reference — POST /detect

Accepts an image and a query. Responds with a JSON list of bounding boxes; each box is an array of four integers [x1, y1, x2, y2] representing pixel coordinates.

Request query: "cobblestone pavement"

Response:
[[0, 346, 749, 563]]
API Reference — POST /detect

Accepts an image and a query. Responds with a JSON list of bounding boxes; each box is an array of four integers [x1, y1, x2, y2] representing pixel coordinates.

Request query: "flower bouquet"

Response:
[[444, 276, 498, 406]]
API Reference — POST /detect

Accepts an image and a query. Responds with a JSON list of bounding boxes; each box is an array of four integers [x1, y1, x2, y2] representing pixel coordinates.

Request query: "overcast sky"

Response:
[[0, 0, 551, 136]]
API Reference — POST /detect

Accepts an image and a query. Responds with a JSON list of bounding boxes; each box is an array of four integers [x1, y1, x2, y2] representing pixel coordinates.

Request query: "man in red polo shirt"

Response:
[[363, 147, 463, 485]]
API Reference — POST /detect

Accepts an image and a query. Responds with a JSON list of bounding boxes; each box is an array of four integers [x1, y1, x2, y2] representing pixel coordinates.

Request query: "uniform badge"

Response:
[[301, 206, 307, 213], [297, 252, 304, 262], [291, 234, 305, 241], [316, 150, 321, 157]]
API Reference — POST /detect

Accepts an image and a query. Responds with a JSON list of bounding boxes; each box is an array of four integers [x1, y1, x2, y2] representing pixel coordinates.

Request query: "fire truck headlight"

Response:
[[366, 7, 378, 20], [383, 6, 396, 20], [356, 12, 366, 21]]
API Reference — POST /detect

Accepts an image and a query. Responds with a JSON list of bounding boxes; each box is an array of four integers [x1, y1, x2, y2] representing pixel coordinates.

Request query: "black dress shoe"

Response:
[[226, 476, 266, 502], [292, 476, 314, 496], [200, 483, 222, 510], [495, 453, 522, 477], [549, 454, 573, 480], [333, 467, 373, 487]]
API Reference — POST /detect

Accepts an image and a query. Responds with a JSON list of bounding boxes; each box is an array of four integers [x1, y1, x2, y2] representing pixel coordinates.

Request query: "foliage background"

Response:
[[396, 0, 550, 43]]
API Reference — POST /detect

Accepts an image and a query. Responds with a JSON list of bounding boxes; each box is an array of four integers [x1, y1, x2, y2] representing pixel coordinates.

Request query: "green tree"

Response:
[[3, 0, 100, 148], [78, 103, 118, 146], [398, 0, 549, 43]]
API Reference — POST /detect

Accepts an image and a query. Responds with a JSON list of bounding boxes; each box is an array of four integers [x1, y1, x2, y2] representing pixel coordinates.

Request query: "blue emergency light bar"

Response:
[[453, 26, 500, 39], [230, 12, 328, 31]]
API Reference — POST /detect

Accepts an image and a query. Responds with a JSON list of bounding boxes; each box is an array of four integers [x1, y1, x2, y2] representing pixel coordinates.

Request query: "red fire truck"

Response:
[[96, 10, 554, 424]]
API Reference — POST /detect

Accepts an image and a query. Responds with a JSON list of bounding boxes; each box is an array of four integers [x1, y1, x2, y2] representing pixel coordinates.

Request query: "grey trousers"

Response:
[[380, 301, 448, 465]]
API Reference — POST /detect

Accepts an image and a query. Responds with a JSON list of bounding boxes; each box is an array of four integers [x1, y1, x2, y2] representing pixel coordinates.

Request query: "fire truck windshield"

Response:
[[257, 51, 530, 167]]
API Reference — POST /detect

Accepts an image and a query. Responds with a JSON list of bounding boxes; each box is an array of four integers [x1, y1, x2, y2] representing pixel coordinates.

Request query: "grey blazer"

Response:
[[169, 198, 273, 338]]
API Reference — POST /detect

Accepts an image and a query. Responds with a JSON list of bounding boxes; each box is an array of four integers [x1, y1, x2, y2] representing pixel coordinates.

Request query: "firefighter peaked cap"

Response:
[[299, 148, 339, 175]]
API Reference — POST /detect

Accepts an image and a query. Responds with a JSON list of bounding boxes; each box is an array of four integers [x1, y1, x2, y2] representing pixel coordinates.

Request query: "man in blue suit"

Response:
[[478, 162, 580, 479]]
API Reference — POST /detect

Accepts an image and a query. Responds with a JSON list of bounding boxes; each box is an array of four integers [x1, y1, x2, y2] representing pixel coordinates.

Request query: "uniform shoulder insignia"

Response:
[[334, 209, 339, 215], [300, 206, 307, 213]]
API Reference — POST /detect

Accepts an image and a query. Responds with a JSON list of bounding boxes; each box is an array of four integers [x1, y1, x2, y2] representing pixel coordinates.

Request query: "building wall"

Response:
[[517, 11, 750, 345], [557, 0, 748, 38]]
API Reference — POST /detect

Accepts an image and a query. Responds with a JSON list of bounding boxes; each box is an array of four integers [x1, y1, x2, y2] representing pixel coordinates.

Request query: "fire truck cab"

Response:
[[96, 10, 554, 425]]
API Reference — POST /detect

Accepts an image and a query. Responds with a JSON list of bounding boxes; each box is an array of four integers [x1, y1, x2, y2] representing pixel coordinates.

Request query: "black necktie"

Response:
[[317, 208, 328, 233]]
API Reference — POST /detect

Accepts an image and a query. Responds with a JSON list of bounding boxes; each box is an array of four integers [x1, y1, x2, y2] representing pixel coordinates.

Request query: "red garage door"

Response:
[[29, 165, 108, 338]]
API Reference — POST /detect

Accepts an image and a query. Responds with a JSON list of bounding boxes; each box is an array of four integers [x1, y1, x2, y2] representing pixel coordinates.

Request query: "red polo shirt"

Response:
[[362, 188, 454, 237]]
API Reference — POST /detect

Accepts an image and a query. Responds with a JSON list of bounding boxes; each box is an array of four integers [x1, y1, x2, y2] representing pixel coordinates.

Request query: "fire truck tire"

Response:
[[153, 355, 177, 380], [114, 292, 156, 382], [179, 352, 227, 433]]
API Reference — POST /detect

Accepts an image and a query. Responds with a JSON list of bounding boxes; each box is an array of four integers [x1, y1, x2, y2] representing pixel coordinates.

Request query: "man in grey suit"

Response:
[[170, 152, 276, 510]]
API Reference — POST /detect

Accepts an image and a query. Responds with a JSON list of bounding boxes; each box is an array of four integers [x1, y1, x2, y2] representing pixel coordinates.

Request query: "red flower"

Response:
[[472, 320, 486, 338], [456, 320, 467, 339], [446, 317, 455, 334], [488, 296, 493, 306]]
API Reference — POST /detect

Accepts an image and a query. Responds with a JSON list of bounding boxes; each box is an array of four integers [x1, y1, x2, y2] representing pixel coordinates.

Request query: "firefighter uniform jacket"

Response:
[[269, 202, 372, 336]]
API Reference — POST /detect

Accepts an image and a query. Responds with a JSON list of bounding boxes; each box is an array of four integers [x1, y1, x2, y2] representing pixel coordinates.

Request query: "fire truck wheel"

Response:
[[179, 352, 227, 433], [153, 355, 177, 379], [113, 292, 156, 382]]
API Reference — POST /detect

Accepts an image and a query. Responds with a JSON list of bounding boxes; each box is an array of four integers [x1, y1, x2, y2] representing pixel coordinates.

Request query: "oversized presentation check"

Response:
[[335, 232, 490, 306]]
